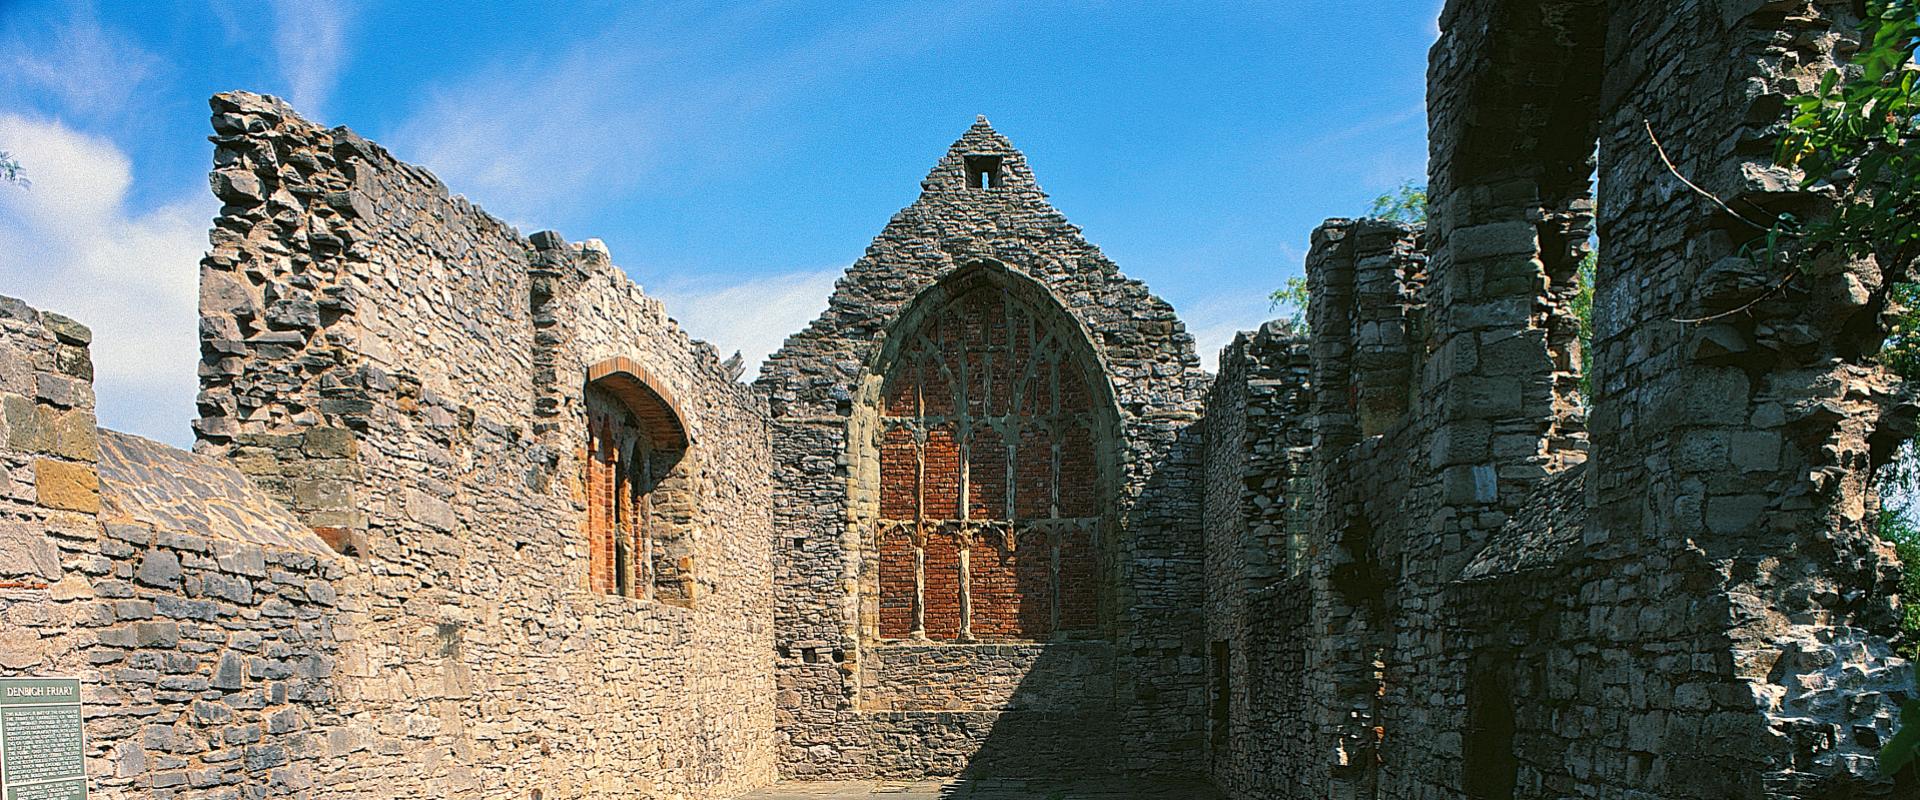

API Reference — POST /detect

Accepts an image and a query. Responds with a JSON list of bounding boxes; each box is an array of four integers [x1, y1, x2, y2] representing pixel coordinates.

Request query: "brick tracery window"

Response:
[[873, 272, 1109, 642], [584, 359, 693, 606]]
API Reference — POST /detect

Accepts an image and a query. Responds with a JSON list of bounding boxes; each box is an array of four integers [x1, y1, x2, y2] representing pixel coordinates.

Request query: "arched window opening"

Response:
[[869, 267, 1113, 643], [584, 359, 693, 607]]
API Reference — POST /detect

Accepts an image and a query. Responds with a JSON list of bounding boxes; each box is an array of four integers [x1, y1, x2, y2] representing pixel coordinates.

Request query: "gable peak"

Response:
[[919, 115, 1040, 195]]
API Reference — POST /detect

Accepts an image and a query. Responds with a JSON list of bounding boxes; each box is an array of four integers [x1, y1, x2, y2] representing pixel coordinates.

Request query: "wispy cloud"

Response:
[[0, 7, 163, 122], [387, 5, 975, 224], [1172, 288, 1285, 374], [270, 0, 355, 119], [0, 115, 214, 447], [646, 267, 842, 379]]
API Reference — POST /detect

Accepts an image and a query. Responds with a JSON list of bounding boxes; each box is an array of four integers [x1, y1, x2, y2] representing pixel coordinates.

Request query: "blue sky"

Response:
[[0, 1, 1438, 447]]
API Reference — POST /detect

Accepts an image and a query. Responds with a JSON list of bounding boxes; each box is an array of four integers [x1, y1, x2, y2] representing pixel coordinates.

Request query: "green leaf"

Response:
[[1881, 699, 1920, 777]]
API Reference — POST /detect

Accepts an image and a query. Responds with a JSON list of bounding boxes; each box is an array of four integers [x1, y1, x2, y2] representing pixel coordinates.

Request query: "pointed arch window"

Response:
[[584, 358, 694, 606], [869, 266, 1113, 642]]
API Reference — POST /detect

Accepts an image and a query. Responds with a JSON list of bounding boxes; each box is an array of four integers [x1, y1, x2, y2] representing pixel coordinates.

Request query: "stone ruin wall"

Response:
[[1582, 1, 1912, 794], [185, 91, 776, 798], [1, 295, 354, 799], [1207, 1, 1918, 797], [1200, 321, 1316, 799], [757, 118, 1212, 780]]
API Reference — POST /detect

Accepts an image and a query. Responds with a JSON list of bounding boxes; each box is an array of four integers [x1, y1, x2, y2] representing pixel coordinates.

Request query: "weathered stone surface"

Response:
[[1203, 3, 1910, 799], [33, 457, 99, 513], [0, 520, 62, 579]]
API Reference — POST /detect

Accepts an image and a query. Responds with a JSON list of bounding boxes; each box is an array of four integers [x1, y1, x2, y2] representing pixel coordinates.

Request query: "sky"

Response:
[[0, 1, 1439, 448]]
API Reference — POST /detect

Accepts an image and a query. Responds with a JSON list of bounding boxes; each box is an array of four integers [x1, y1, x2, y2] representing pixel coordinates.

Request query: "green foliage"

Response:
[[1367, 180, 1428, 224], [1881, 504, 1920, 777], [1573, 252, 1597, 398], [1879, 505, 1920, 657], [0, 150, 24, 188], [1268, 276, 1311, 332], [1778, 0, 1920, 276]]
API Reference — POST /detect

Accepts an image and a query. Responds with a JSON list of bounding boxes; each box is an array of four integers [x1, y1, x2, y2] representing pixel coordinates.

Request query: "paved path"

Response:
[[734, 778, 1223, 799]]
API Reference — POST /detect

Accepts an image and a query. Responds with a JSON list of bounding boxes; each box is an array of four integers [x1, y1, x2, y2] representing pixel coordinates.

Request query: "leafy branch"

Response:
[[1764, 0, 1920, 779], [0, 150, 26, 188]]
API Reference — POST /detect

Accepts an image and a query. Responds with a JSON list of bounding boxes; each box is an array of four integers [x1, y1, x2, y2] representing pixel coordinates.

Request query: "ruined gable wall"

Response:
[[757, 119, 1210, 779], [1, 296, 353, 799], [193, 92, 774, 799]]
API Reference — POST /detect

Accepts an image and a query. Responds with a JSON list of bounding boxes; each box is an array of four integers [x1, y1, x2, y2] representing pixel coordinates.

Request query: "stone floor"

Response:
[[733, 778, 1223, 799]]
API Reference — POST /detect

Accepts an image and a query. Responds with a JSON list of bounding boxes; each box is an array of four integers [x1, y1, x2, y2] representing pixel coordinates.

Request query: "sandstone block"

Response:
[[301, 427, 357, 458], [51, 408, 98, 461], [34, 458, 99, 513]]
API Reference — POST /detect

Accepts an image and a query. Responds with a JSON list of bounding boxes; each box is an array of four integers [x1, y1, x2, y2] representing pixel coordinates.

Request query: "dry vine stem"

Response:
[[1644, 119, 1801, 324]]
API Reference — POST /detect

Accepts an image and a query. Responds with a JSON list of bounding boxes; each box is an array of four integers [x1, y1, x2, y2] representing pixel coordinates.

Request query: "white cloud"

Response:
[[646, 268, 842, 380], [269, 0, 354, 119], [0, 115, 214, 447]]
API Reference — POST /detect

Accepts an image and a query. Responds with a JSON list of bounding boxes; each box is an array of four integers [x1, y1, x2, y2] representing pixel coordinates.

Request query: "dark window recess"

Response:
[[1210, 640, 1231, 751], [965, 155, 1003, 189]]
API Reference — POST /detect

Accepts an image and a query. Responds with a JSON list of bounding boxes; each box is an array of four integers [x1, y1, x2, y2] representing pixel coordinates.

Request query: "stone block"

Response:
[[291, 479, 350, 510], [54, 344, 92, 380], [5, 393, 50, 452], [40, 311, 92, 345], [301, 427, 357, 458], [136, 549, 183, 590], [0, 520, 62, 580], [406, 489, 456, 532], [51, 408, 98, 462], [35, 372, 87, 409], [1450, 221, 1538, 262], [1728, 431, 1781, 473], [0, 629, 45, 669], [33, 458, 99, 513]]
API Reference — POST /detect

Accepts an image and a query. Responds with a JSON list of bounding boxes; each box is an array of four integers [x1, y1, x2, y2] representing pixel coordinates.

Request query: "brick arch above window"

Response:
[[586, 356, 691, 449], [582, 357, 695, 606]]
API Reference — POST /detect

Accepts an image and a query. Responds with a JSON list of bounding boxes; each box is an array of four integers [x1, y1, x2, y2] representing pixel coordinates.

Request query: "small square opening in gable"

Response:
[[964, 155, 1003, 189]]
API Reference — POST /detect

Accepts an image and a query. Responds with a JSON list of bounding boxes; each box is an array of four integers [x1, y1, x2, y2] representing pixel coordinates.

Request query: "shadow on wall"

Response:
[[911, 421, 1215, 796]]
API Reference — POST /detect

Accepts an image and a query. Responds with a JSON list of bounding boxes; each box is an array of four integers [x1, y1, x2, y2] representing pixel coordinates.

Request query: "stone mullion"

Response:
[[911, 356, 928, 640], [614, 433, 630, 597], [1048, 354, 1066, 634], [638, 439, 655, 601], [591, 419, 613, 594], [953, 322, 975, 643]]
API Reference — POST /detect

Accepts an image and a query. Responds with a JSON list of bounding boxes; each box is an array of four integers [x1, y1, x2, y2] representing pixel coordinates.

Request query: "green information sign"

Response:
[[0, 678, 86, 800]]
